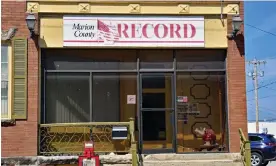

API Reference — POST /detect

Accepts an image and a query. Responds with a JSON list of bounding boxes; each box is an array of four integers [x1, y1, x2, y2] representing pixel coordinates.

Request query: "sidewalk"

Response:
[[269, 161, 276, 166]]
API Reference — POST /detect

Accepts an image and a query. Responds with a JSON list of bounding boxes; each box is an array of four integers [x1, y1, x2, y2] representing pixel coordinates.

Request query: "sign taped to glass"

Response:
[[177, 103, 200, 121], [63, 16, 205, 47], [177, 96, 188, 103]]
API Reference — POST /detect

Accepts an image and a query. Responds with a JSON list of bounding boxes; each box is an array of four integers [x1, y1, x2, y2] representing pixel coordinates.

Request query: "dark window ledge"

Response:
[[1, 119, 16, 127]]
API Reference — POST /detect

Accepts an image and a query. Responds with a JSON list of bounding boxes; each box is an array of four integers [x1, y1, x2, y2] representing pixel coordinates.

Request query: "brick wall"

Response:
[[227, 1, 248, 152], [1, 0, 246, 156], [1, 1, 39, 156]]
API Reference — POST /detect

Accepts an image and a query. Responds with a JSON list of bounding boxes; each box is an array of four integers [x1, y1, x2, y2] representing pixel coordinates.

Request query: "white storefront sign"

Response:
[[63, 16, 204, 47]]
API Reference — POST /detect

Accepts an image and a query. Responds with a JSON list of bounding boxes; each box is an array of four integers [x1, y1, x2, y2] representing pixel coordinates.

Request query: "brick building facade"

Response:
[[1, 0, 247, 157], [227, 2, 247, 151], [1, 1, 39, 156]]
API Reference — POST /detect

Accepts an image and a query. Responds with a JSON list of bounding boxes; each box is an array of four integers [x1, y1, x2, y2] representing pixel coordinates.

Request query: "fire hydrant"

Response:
[[78, 141, 100, 166]]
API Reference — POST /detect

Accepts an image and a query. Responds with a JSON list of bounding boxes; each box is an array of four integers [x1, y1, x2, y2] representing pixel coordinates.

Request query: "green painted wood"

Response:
[[12, 38, 28, 119]]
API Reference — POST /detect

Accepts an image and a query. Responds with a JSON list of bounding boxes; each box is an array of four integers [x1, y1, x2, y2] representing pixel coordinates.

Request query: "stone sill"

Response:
[[1, 119, 16, 127]]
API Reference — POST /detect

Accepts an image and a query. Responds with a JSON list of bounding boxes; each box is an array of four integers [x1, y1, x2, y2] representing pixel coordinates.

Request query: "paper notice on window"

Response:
[[127, 95, 136, 104], [177, 96, 188, 103]]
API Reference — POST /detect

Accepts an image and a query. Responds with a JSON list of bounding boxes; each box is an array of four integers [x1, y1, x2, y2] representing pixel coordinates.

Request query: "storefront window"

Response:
[[45, 73, 90, 123], [176, 72, 227, 152], [92, 73, 137, 122], [43, 72, 137, 123], [42, 49, 228, 153], [92, 73, 120, 122]]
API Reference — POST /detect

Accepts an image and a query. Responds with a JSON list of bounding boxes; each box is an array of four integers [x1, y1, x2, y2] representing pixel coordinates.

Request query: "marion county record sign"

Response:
[[63, 15, 205, 47]]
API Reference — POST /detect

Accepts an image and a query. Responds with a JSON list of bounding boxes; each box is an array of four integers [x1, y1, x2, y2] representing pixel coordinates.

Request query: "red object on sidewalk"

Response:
[[78, 141, 100, 166]]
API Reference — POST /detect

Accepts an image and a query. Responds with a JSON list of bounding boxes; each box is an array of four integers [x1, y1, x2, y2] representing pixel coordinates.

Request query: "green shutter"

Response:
[[11, 38, 28, 119]]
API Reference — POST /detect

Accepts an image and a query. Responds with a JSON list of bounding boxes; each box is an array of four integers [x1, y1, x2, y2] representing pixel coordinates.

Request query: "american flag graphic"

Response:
[[97, 20, 119, 44]]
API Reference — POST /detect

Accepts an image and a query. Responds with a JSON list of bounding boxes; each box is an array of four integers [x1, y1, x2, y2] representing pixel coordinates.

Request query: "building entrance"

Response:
[[139, 73, 175, 153]]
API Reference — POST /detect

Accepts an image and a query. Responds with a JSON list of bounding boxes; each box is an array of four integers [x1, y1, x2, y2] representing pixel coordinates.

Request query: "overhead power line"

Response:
[[258, 105, 276, 112], [264, 86, 276, 91], [266, 56, 276, 60], [247, 104, 276, 118], [245, 23, 276, 37], [247, 94, 276, 101], [247, 80, 276, 93], [248, 104, 276, 115]]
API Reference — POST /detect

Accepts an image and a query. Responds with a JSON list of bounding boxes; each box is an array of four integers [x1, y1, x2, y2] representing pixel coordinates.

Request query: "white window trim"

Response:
[[1, 42, 12, 120]]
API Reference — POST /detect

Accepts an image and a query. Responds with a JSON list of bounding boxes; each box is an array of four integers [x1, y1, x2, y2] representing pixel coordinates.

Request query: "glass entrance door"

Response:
[[139, 73, 175, 153]]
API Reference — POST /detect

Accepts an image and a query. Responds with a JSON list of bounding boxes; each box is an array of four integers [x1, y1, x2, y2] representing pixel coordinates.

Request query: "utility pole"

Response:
[[248, 58, 266, 133]]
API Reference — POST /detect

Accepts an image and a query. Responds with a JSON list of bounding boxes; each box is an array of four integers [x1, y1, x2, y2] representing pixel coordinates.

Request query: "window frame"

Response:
[[1, 41, 13, 120], [249, 135, 263, 142], [267, 135, 276, 143]]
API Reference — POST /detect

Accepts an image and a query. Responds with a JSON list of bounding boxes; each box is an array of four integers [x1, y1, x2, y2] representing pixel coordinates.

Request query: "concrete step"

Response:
[[143, 160, 243, 166], [142, 153, 241, 161], [1, 153, 243, 166], [140, 153, 243, 166], [103, 162, 243, 166]]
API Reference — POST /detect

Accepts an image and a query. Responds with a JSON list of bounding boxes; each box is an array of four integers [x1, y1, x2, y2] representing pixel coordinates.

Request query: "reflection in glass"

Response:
[[1, 64, 8, 74], [177, 61, 225, 70], [46, 60, 137, 70], [142, 109, 174, 150], [139, 50, 173, 69], [91, 73, 137, 122], [142, 74, 165, 89], [1, 45, 8, 118], [45, 73, 90, 123], [1, 45, 8, 62], [1, 81, 8, 117], [142, 111, 166, 141], [176, 50, 226, 70], [92, 73, 120, 122], [44, 50, 137, 70], [142, 93, 165, 108], [44, 73, 138, 123]]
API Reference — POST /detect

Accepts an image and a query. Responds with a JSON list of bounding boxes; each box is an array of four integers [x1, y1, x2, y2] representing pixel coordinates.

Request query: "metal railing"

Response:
[[239, 128, 251, 166], [39, 118, 138, 166]]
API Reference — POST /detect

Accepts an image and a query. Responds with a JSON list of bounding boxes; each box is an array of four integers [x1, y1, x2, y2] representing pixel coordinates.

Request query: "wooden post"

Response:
[[129, 118, 135, 142], [239, 128, 251, 166], [129, 118, 138, 166], [131, 141, 138, 166], [245, 141, 251, 166]]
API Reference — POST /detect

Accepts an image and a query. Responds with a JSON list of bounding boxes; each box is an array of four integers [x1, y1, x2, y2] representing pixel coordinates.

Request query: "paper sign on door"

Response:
[[127, 95, 136, 104]]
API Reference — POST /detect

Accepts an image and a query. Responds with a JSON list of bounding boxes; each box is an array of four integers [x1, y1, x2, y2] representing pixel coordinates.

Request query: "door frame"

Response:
[[137, 72, 176, 154]]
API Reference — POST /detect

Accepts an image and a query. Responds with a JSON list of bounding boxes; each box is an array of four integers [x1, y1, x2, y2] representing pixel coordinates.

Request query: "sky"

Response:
[[244, 1, 276, 121]]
